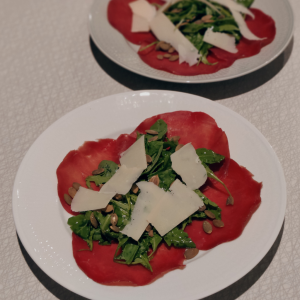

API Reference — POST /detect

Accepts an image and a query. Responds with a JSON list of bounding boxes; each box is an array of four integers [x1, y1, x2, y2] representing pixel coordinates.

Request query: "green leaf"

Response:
[[133, 254, 153, 271], [67, 212, 91, 239], [149, 233, 162, 259], [150, 119, 167, 140], [181, 216, 192, 231], [164, 227, 196, 248], [157, 169, 176, 191], [117, 243, 139, 265], [196, 148, 225, 164], [143, 143, 163, 175], [86, 160, 118, 188], [111, 200, 130, 230], [236, 0, 254, 8], [194, 190, 222, 220], [84, 228, 95, 251], [203, 163, 233, 200]]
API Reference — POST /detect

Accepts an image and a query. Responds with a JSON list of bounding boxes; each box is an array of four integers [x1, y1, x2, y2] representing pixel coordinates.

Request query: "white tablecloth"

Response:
[[0, 0, 299, 299]]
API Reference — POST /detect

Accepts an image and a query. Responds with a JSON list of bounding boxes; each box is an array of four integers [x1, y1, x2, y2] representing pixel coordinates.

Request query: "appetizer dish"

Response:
[[57, 111, 262, 286], [107, 0, 276, 75]]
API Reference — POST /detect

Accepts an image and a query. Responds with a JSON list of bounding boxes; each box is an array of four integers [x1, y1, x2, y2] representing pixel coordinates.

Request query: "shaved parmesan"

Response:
[[211, 0, 255, 18], [121, 182, 165, 241], [150, 13, 200, 66], [129, 0, 156, 22], [131, 14, 150, 32], [101, 165, 143, 195], [171, 143, 207, 190], [231, 10, 263, 40], [120, 135, 147, 169], [203, 28, 238, 53], [71, 187, 114, 212], [148, 180, 203, 236]]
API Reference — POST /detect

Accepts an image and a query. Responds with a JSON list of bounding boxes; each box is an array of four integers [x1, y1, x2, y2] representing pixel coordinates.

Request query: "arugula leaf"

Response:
[[67, 212, 91, 239], [236, 0, 254, 8], [143, 143, 163, 175], [202, 163, 233, 201], [111, 200, 131, 230], [85, 160, 118, 188], [181, 216, 192, 231], [132, 236, 153, 271], [194, 190, 222, 220], [157, 169, 176, 191], [116, 243, 139, 265], [164, 227, 196, 248], [84, 228, 95, 251], [196, 148, 225, 164], [149, 232, 162, 259], [150, 119, 167, 140]]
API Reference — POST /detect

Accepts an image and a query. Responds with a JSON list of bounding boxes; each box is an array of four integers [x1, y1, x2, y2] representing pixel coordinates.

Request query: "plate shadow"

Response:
[[17, 221, 284, 300], [90, 37, 293, 100]]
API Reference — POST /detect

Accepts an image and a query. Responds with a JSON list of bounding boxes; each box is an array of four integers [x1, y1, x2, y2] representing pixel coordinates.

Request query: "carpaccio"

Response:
[[57, 111, 262, 286], [107, 0, 276, 76]]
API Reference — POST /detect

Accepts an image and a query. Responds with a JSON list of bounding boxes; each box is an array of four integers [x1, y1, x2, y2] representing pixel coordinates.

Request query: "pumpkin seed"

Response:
[[203, 221, 212, 234], [226, 196, 234, 206], [145, 224, 152, 232], [64, 194, 72, 205], [149, 175, 160, 186], [157, 55, 164, 60], [149, 230, 154, 237], [145, 129, 159, 135], [164, 53, 171, 58], [171, 8, 182, 13], [194, 20, 204, 25], [90, 212, 98, 228], [118, 164, 121, 167], [72, 182, 81, 191], [175, 144, 184, 151], [168, 47, 175, 54], [213, 219, 224, 228], [146, 154, 152, 164], [148, 136, 158, 142], [184, 248, 199, 259], [114, 194, 123, 200], [92, 168, 104, 175], [169, 136, 180, 142], [202, 15, 214, 23], [160, 42, 171, 51], [169, 55, 179, 62], [102, 204, 114, 213], [155, 41, 163, 51], [110, 213, 118, 226], [198, 204, 206, 212], [68, 187, 77, 198], [110, 225, 120, 232], [131, 183, 139, 194], [204, 210, 216, 219]]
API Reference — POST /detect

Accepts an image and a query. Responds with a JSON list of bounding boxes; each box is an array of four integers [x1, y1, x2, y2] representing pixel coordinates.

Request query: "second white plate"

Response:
[[13, 91, 286, 300], [89, 0, 294, 83]]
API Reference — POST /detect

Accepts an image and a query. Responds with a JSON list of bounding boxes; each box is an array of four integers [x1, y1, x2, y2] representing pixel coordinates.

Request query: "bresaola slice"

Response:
[[107, 0, 276, 76]]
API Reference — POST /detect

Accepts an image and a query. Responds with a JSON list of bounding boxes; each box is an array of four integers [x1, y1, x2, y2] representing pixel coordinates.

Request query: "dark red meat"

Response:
[[72, 234, 185, 286], [107, 0, 276, 75], [57, 111, 262, 286]]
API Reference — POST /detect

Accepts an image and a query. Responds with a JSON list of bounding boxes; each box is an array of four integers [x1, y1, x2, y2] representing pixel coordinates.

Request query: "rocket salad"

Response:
[[67, 119, 232, 271]]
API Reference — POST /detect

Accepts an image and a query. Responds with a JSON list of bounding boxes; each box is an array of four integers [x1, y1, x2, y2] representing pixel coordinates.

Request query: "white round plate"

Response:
[[88, 0, 294, 83], [13, 91, 286, 300]]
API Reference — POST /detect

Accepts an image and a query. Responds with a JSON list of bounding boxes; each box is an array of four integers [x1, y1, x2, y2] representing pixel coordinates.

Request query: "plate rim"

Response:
[[88, 0, 294, 84], [12, 90, 287, 299]]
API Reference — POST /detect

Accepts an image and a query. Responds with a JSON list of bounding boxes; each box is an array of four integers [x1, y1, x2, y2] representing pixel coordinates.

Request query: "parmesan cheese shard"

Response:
[[148, 180, 204, 236], [71, 187, 115, 212], [203, 28, 238, 53], [230, 10, 263, 41], [150, 12, 200, 66], [100, 165, 144, 195], [171, 143, 207, 190], [120, 135, 147, 170], [131, 14, 150, 32], [129, 0, 157, 22], [211, 0, 255, 18], [71, 137, 147, 212], [121, 182, 165, 241]]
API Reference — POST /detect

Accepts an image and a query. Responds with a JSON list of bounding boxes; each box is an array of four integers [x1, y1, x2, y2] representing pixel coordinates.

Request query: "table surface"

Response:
[[1, 0, 299, 299]]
